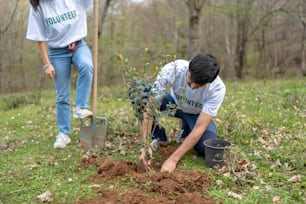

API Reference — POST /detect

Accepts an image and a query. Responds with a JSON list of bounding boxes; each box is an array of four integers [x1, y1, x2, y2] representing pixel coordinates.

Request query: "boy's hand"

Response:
[[160, 158, 177, 173], [139, 146, 153, 172]]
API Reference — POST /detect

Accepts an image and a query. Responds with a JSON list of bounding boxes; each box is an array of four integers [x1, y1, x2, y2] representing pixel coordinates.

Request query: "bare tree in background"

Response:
[[0, 1, 19, 38], [0, 0, 305, 94], [98, 0, 113, 85], [298, 1, 306, 76], [98, 0, 113, 38], [226, 0, 290, 79], [186, 0, 205, 58], [234, 0, 253, 79], [0, 0, 19, 93]]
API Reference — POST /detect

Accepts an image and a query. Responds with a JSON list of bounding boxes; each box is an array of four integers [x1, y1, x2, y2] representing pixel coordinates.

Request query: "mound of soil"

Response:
[[75, 146, 215, 204]]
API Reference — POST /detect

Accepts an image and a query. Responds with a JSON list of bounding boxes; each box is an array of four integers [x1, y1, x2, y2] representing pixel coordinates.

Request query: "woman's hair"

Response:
[[30, 0, 40, 10], [189, 53, 220, 84]]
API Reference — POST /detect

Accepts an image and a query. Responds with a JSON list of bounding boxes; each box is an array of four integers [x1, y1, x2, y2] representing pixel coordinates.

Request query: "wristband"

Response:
[[43, 64, 50, 70]]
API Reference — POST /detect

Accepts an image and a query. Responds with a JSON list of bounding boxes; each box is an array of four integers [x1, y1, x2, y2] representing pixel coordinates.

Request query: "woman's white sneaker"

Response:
[[73, 107, 93, 119], [54, 133, 71, 149]]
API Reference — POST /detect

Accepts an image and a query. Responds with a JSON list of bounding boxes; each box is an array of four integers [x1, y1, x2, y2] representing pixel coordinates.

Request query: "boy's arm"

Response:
[[160, 112, 213, 172]]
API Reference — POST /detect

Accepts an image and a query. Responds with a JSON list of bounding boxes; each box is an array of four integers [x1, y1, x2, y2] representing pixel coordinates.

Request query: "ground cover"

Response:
[[0, 79, 305, 203]]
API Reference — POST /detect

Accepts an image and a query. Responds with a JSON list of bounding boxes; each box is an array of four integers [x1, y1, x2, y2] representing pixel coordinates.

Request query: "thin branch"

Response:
[[98, 0, 112, 37], [0, 0, 20, 36], [247, 5, 287, 39], [198, 0, 206, 11], [298, 4, 306, 24]]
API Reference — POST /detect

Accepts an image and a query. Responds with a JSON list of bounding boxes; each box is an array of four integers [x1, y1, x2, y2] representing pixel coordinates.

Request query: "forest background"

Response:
[[0, 0, 305, 95], [0, 1, 305, 202]]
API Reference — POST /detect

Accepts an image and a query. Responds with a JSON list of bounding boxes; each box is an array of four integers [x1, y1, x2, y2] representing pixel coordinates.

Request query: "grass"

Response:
[[0, 78, 305, 203]]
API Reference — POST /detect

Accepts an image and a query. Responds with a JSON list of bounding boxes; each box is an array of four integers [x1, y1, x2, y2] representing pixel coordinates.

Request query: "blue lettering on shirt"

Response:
[[175, 94, 203, 109], [45, 10, 77, 26]]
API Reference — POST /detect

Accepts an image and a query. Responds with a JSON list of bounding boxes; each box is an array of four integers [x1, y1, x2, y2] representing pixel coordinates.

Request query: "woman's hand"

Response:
[[44, 64, 56, 79], [37, 41, 55, 79]]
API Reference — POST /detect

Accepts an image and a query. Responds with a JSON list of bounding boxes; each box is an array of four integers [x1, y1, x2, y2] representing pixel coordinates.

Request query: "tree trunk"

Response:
[[235, 16, 248, 79], [299, 4, 306, 76], [98, 0, 112, 38], [300, 21, 306, 76], [233, 0, 253, 79], [0, 0, 19, 94], [187, 0, 205, 58], [97, 0, 112, 85]]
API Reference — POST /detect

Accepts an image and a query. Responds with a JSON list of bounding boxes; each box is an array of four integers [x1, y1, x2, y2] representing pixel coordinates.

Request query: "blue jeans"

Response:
[[48, 39, 93, 134], [129, 83, 218, 156], [157, 94, 217, 156]]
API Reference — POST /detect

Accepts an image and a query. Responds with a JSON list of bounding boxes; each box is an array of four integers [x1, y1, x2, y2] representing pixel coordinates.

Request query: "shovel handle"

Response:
[[92, 0, 99, 117]]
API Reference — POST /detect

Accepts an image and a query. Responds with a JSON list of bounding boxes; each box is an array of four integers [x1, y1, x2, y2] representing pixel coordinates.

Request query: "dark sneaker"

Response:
[[175, 129, 186, 144], [150, 138, 169, 151]]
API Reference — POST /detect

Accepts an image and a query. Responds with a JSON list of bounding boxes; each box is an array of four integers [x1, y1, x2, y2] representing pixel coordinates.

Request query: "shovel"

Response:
[[80, 0, 107, 150]]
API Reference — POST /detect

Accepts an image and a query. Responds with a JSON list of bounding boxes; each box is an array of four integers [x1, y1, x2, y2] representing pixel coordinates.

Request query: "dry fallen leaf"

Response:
[[227, 191, 242, 200], [89, 184, 101, 190], [273, 196, 281, 202], [288, 174, 301, 183], [252, 186, 260, 190], [257, 137, 267, 144], [267, 144, 275, 151], [223, 172, 231, 178], [0, 142, 9, 149], [236, 159, 250, 172], [216, 179, 223, 186], [265, 185, 273, 191], [260, 179, 266, 185], [37, 190, 53, 202], [270, 159, 282, 169]]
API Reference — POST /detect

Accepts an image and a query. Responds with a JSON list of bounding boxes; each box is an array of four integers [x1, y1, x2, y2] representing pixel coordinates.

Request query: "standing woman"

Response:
[[26, 0, 94, 149]]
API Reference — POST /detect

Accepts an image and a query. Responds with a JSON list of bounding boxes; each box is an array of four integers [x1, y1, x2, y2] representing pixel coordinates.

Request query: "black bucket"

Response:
[[204, 139, 231, 169]]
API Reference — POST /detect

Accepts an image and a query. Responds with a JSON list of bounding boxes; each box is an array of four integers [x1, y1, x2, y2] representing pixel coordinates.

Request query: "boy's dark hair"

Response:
[[30, 0, 40, 10], [189, 53, 220, 84]]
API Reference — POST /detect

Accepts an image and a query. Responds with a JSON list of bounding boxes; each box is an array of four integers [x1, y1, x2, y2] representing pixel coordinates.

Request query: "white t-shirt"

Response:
[[152, 60, 226, 116], [26, 0, 92, 48]]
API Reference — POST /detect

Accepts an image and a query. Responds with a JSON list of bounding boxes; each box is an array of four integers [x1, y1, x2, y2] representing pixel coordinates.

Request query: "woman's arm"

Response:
[[38, 41, 55, 79]]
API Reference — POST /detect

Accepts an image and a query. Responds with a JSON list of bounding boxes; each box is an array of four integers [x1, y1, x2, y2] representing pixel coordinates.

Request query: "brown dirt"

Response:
[[75, 146, 215, 204]]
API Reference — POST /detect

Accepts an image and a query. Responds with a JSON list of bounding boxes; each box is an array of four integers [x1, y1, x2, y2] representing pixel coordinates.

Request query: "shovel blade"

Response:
[[80, 116, 107, 150]]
